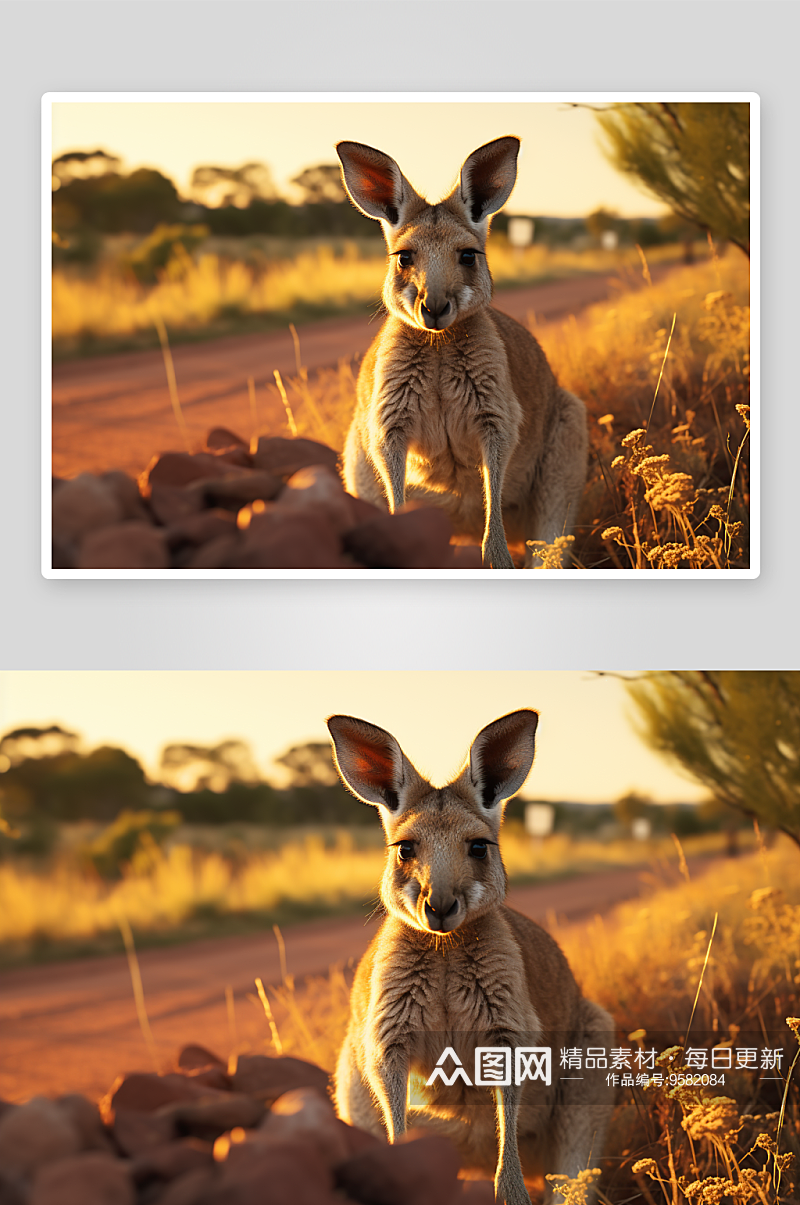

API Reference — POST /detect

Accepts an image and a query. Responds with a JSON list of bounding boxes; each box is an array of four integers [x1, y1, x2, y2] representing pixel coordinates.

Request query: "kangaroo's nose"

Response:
[[424, 896, 459, 931], [420, 298, 451, 329]]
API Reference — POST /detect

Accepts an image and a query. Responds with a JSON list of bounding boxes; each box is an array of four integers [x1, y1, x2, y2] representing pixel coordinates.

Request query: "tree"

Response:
[[273, 741, 340, 789], [291, 165, 347, 205], [625, 672, 800, 849], [159, 739, 261, 793], [190, 162, 278, 209], [594, 102, 750, 257], [0, 725, 80, 766]]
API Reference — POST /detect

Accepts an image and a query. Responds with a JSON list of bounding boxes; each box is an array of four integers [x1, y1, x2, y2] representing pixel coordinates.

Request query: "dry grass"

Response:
[[51, 236, 686, 356], [0, 827, 735, 965]]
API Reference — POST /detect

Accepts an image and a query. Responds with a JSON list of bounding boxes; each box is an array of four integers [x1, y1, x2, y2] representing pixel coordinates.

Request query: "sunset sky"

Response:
[[50, 98, 668, 219], [0, 671, 706, 803]]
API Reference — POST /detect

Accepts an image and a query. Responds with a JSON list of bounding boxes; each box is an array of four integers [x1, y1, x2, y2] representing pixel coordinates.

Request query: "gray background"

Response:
[[2, 1, 795, 670]]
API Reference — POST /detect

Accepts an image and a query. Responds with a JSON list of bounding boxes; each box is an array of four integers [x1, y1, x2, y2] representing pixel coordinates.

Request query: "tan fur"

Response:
[[336, 138, 588, 569], [327, 710, 615, 1205]]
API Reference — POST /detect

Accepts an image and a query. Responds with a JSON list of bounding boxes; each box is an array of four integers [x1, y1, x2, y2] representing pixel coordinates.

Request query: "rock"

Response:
[[344, 506, 454, 568], [259, 1089, 349, 1165], [335, 1133, 461, 1205], [276, 465, 354, 534], [0, 1097, 81, 1180], [457, 1182, 495, 1202], [215, 448, 253, 469], [205, 428, 248, 452], [177, 1046, 227, 1074], [225, 510, 346, 569], [131, 1138, 213, 1185], [188, 472, 282, 510], [252, 437, 338, 479], [148, 483, 205, 526], [30, 1152, 134, 1205], [206, 1138, 337, 1205], [55, 1095, 113, 1153], [158, 1093, 264, 1140], [100, 472, 149, 522], [451, 544, 484, 569], [182, 533, 243, 569], [76, 522, 170, 569], [182, 1068, 231, 1093], [112, 1109, 176, 1157], [52, 475, 124, 549], [164, 510, 237, 553], [102, 1073, 215, 1122], [141, 453, 236, 493], [229, 1055, 330, 1105], [151, 1166, 216, 1205]]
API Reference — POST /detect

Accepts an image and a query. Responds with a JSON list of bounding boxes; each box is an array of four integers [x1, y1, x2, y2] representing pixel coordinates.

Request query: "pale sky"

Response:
[[0, 672, 706, 803], [50, 98, 668, 219]]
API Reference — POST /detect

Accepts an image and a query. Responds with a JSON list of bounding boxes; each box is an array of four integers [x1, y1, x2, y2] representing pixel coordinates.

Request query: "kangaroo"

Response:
[[335, 137, 588, 569], [327, 709, 615, 1205]]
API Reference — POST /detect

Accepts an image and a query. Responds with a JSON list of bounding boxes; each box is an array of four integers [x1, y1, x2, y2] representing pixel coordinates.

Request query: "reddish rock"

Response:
[[252, 436, 339, 479], [100, 471, 149, 522], [141, 453, 236, 493], [335, 1134, 461, 1205], [164, 510, 236, 551], [148, 483, 205, 526], [154, 1166, 216, 1205], [189, 471, 282, 510], [451, 544, 484, 569], [177, 1046, 227, 1074], [131, 1138, 213, 1184], [226, 510, 346, 569], [205, 428, 248, 452], [344, 506, 454, 568], [260, 1089, 349, 1165], [30, 1152, 134, 1205], [229, 1055, 330, 1104], [216, 448, 253, 469], [207, 1138, 337, 1205], [159, 1093, 263, 1139], [182, 1068, 231, 1093], [182, 533, 243, 569], [55, 1095, 114, 1153], [277, 465, 354, 533], [112, 1109, 175, 1156], [52, 474, 124, 548], [76, 522, 170, 569], [458, 1182, 495, 1202], [102, 1073, 214, 1122], [0, 1097, 81, 1179]]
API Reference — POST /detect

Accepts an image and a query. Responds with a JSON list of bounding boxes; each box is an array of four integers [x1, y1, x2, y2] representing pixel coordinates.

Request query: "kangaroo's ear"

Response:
[[336, 141, 420, 230], [456, 136, 520, 225], [327, 715, 421, 814], [467, 709, 538, 809]]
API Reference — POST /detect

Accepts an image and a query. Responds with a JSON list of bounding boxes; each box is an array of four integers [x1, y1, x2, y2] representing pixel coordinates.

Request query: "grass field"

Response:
[[0, 826, 741, 968], [51, 234, 689, 359]]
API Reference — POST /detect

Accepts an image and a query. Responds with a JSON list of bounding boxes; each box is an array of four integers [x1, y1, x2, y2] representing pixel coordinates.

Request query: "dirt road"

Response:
[[51, 265, 675, 480], [0, 857, 707, 1103]]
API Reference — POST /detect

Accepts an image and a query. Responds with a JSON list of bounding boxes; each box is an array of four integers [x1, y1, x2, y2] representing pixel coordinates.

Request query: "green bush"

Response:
[[78, 809, 182, 879], [119, 223, 210, 284]]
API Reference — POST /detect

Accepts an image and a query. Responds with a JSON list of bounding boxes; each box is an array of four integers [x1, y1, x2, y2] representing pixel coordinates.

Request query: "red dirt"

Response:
[[52, 265, 677, 481], [0, 855, 715, 1104]]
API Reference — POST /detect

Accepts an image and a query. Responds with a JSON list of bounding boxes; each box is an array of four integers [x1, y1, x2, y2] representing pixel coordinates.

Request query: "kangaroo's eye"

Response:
[[397, 841, 416, 862], [469, 840, 488, 859], [398, 250, 413, 268], [459, 250, 477, 266]]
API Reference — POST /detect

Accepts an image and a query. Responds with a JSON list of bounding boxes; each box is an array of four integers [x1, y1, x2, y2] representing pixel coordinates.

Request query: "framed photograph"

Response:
[[43, 93, 758, 578]]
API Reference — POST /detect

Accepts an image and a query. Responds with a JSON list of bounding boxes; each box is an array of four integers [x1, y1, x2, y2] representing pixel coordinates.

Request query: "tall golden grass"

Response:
[[0, 827, 735, 964], [51, 237, 686, 355]]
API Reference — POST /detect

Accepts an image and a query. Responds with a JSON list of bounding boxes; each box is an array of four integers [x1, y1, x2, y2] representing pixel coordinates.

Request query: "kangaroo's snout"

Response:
[[420, 296, 452, 331], [423, 894, 459, 932]]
